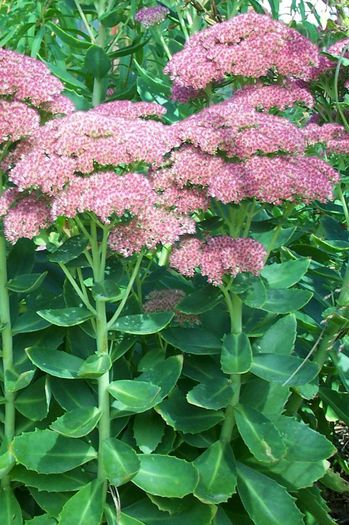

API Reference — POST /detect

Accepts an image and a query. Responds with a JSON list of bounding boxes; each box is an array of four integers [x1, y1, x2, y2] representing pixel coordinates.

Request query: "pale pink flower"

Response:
[[3, 195, 50, 243], [232, 81, 314, 111], [135, 6, 169, 27], [0, 100, 40, 143], [170, 236, 266, 285], [92, 100, 166, 119]]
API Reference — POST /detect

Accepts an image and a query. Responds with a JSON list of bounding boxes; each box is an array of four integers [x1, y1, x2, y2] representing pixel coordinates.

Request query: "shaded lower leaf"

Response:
[[13, 430, 97, 474], [132, 454, 198, 498], [15, 376, 49, 421], [0, 487, 22, 525], [297, 487, 336, 525], [221, 333, 252, 374], [58, 480, 104, 525], [256, 315, 297, 356], [234, 404, 286, 463], [109, 380, 160, 413], [156, 389, 224, 434], [259, 288, 313, 314], [251, 354, 319, 386], [237, 463, 304, 525], [110, 312, 174, 334], [26, 347, 84, 379], [186, 378, 235, 410], [319, 388, 349, 426], [138, 355, 183, 401], [133, 412, 165, 454], [37, 307, 94, 327], [194, 441, 237, 503], [50, 407, 101, 438], [25, 515, 56, 525], [161, 327, 221, 355], [11, 465, 92, 492], [7, 272, 47, 293], [101, 438, 140, 486]]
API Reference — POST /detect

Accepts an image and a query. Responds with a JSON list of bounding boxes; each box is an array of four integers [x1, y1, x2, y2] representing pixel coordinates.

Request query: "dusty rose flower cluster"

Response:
[[2, 96, 194, 248], [165, 12, 321, 100], [143, 288, 200, 326], [135, 5, 169, 27], [302, 122, 349, 154], [92, 100, 167, 120], [170, 236, 267, 285], [232, 81, 314, 111], [311, 38, 349, 78]]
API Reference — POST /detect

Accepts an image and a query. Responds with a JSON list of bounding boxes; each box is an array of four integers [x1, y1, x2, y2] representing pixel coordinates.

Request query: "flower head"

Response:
[[170, 236, 266, 285], [135, 5, 169, 27], [3, 194, 50, 244]]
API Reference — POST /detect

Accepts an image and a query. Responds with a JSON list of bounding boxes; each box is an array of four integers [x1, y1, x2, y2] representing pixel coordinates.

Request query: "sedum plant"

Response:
[[0, 6, 348, 525]]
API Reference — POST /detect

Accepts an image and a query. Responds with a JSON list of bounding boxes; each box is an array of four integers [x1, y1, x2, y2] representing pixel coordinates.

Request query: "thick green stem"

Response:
[[0, 234, 15, 489], [338, 256, 349, 307], [90, 222, 110, 490], [92, 2, 107, 107], [220, 289, 243, 443]]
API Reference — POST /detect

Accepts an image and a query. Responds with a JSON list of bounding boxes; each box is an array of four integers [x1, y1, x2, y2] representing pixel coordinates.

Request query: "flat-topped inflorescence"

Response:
[[165, 12, 321, 99]]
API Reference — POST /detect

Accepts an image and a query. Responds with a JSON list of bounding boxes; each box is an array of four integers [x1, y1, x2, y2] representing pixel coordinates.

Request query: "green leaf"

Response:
[[330, 350, 349, 392], [259, 289, 313, 313], [50, 407, 101, 438], [78, 353, 111, 378], [240, 378, 290, 418], [42, 60, 89, 91], [12, 312, 51, 334], [124, 498, 216, 524], [186, 378, 235, 410], [260, 458, 329, 491], [15, 376, 49, 421], [297, 487, 336, 525], [85, 45, 111, 77], [133, 412, 165, 454], [234, 405, 286, 463], [177, 287, 222, 314], [27, 347, 84, 379], [13, 430, 97, 474], [7, 272, 47, 293], [132, 455, 198, 498], [156, 389, 224, 434], [138, 355, 183, 401], [48, 235, 88, 264], [101, 438, 140, 486], [194, 441, 237, 503], [5, 367, 35, 393], [50, 378, 96, 411], [92, 280, 122, 302], [108, 38, 150, 59], [58, 480, 104, 525], [11, 465, 91, 492], [261, 259, 310, 289], [110, 312, 174, 334], [161, 327, 221, 355], [319, 388, 349, 426], [273, 415, 335, 462], [221, 333, 252, 374], [47, 22, 91, 49], [119, 514, 145, 525], [0, 488, 22, 525], [251, 354, 319, 386], [320, 468, 349, 493], [25, 515, 56, 525], [256, 315, 296, 355], [109, 380, 160, 413], [30, 489, 70, 517], [37, 307, 94, 327], [0, 452, 15, 480], [237, 463, 304, 525]]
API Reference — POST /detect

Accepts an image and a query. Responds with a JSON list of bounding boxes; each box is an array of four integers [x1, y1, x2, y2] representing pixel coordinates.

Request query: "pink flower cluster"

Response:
[[3, 194, 50, 244], [232, 81, 314, 111], [173, 101, 306, 156], [135, 5, 169, 27], [154, 144, 338, 208], [170, 236, 267, 285], [311, 38, 349, 78], [51, 172, 156, 223], [143, 288, 200, 326], [0, 100, 40, 143], [92, 100, 166, 120], [302, 122, 349, 153], [0, 47, 70, 109], [165, 12, 320, 98], [108, 208, 195, 257]]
